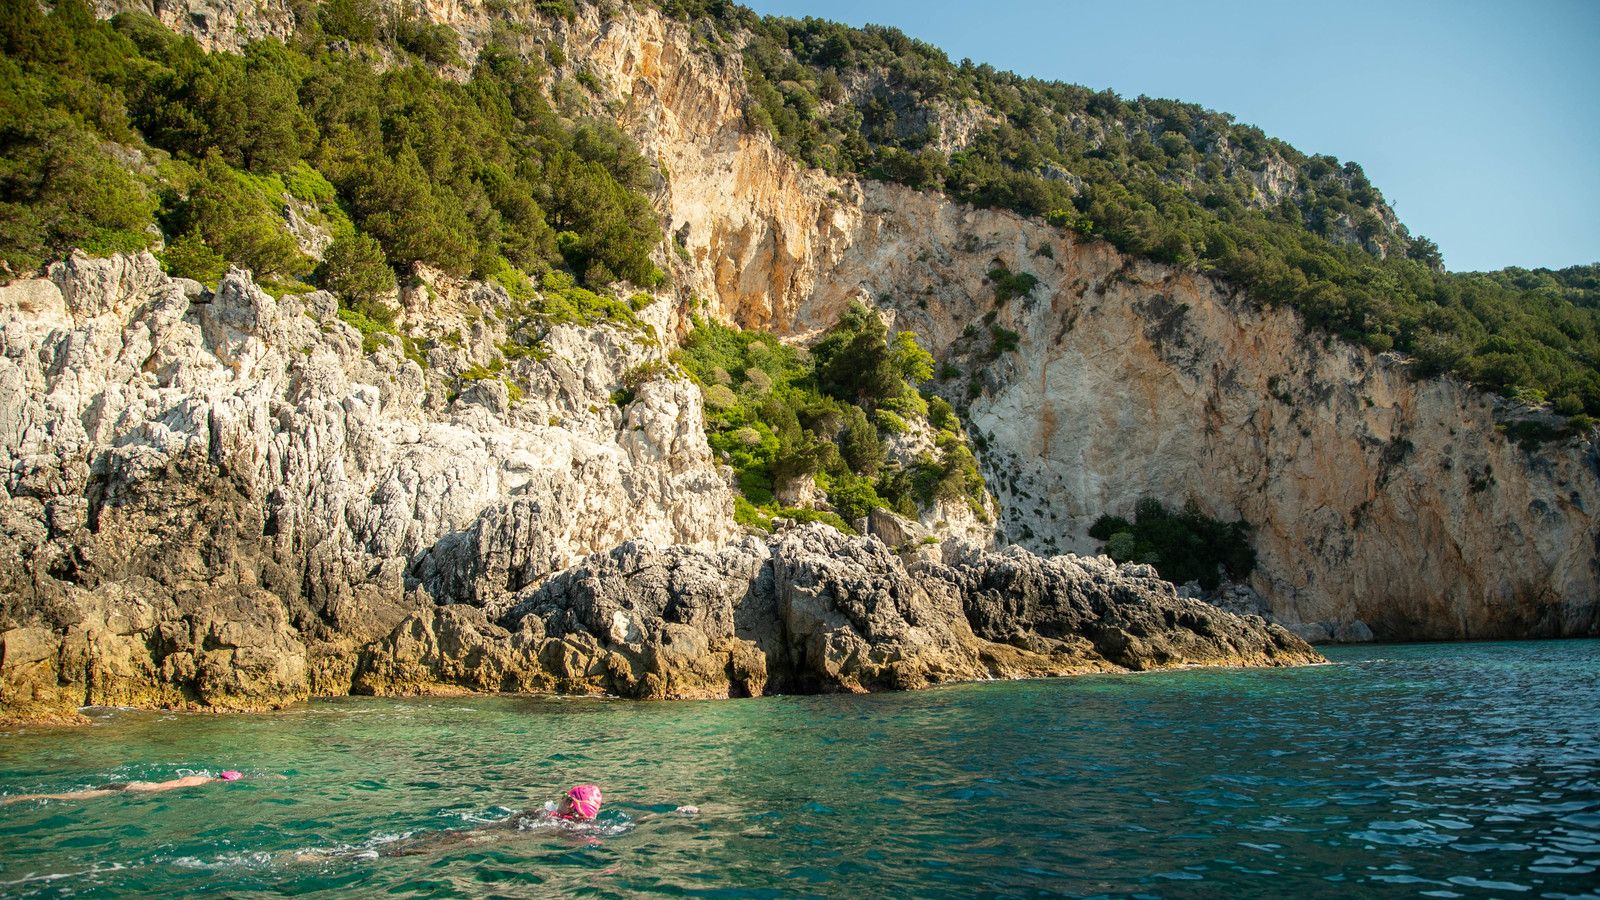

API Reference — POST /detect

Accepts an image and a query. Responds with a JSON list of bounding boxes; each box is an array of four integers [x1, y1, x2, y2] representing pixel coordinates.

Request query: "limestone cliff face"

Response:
[[555, 4, 1599, 640], [0, 252, 734, 721]]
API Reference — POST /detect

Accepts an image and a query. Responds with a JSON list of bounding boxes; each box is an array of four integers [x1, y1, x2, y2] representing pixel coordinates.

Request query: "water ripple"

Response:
[[0, 640, 1595, 897]]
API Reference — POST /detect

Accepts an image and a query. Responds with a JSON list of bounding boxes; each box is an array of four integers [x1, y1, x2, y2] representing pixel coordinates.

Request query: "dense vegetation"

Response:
[[0, 0, 663, 310], [676, 302, 987, 533], [650, 0, 1600, 419], [1089, 498, 1256, 591], [7, 0, 1596, 419]]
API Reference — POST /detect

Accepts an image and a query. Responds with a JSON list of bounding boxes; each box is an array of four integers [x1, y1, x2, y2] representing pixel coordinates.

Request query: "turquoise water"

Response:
[[1, 641, 1597, 898]]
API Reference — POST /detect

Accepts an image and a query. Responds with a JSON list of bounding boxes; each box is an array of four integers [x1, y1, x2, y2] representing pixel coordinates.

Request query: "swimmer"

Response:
[[552, 783, 603, 821], [298, 785, 696, 861], [350, 784, 609, 859], [3, 770, 242, 805]]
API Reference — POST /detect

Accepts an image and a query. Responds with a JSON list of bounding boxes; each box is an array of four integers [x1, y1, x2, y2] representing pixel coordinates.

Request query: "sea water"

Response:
[[0, 641, 1596, 898]]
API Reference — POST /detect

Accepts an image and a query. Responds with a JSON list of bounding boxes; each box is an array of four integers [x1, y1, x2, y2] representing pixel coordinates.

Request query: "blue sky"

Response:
[[742, 0, 1599, 273]]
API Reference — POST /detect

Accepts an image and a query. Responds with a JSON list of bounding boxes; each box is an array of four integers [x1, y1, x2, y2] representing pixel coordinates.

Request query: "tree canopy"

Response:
[[0, 0, 664, 295], [676, 305, 984, 532]]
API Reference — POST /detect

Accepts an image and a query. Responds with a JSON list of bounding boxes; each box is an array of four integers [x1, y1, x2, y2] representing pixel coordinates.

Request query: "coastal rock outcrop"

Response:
[[0, 254, 1314, 724], [355, 524, 1319, 701]]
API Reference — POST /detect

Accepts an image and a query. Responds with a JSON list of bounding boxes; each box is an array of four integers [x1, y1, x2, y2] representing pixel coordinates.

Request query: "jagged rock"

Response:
[[492, 537, 773, 699], [950, 548, 1313, 670], [866, 507, 927, 549], [0, 254, 734, 721], [762, 526, 979, 691], [352, 604, 548, 697], [396, 524, 1322, 702]]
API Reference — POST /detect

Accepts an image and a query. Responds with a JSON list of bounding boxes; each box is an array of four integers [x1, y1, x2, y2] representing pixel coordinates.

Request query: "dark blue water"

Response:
[[1, 641, 1596, 897]]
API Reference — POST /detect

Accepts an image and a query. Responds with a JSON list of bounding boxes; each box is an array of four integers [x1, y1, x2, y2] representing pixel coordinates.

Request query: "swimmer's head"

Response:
[[558, 784, 602, 820], [219, 771, 242, 781]]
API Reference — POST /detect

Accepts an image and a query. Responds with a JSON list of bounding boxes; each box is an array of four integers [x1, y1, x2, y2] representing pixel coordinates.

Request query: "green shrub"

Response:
[[393, 16, 461, 66], [167, 151, 309, 280], [1502, 419, 1562, 451], [318, 0, 381, 42], [734, 495, 773, 531], [987, 265, 1039, 306], [283, 161, 338, 206], [622, 358, 677, 390], [881, 388, 928, 420], [989, 325, 1021, 356], [704, 383, 738, 410], [159, 230, 227, 283], [681, 310, 972, 534], [1090, 497, 1254, 589], [812, 301, 933, 408], [535, 270, 651, 330], [317, 232, 395, 306], [826, 471, 881, 522], [0, 99, 157, 273], [837, 404, 885, 476], [337, 304, 393, 354]]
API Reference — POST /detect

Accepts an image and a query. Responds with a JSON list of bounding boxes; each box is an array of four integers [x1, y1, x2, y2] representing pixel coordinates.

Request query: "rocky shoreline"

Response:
[[3, 523, 1323, 727], [0, 253, 1318, 727], [357, 524, 1322, 702]]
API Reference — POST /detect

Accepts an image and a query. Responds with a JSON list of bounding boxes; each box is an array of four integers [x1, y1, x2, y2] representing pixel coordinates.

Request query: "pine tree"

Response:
[[318, 232, 395, 312]]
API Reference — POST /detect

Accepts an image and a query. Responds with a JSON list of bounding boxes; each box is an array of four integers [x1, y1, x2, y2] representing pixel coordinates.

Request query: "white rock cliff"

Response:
[[0, 252, 734, 719]]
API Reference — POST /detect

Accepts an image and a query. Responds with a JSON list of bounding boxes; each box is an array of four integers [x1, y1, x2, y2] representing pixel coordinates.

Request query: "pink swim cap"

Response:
[[564, 784, 602, 820], [219, 771, 242, 781]]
